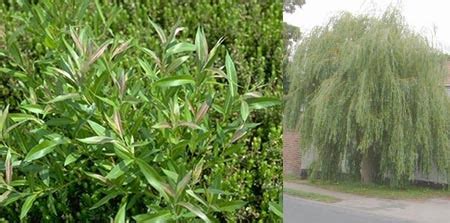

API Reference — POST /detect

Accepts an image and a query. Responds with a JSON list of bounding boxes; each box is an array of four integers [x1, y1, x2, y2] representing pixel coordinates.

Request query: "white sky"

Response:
[[284, 0, 450, 53]]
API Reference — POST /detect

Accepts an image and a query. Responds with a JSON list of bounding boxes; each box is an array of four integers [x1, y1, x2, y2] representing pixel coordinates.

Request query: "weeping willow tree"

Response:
[[285, 8, 450, 187]]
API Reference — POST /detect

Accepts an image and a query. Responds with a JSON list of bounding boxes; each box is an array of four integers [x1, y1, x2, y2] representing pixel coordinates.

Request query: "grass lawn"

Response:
[[283, 188, 341, 203], [285, 176, 450, 200]]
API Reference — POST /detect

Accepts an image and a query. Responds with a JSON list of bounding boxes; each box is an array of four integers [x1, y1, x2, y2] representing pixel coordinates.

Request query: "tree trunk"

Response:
[[360, 149, 377, 184]]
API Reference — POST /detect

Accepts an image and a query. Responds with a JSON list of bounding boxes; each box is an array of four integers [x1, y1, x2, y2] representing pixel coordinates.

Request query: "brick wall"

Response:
[[283, 129, 301, 176]]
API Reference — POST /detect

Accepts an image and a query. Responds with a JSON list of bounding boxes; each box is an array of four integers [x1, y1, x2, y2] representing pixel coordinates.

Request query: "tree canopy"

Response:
[[285, 8, 450, 186]]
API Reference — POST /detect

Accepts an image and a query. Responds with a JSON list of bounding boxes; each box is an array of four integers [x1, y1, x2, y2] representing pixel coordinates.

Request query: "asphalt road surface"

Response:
[[284, 195, 414, 223]]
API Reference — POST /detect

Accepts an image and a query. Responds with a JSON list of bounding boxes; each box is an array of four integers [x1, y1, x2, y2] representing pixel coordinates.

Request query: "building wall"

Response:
[[283, 130, 301, 176]]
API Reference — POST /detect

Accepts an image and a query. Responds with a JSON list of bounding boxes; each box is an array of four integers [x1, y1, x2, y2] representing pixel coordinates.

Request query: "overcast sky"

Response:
[[284, 0, 450, 53]]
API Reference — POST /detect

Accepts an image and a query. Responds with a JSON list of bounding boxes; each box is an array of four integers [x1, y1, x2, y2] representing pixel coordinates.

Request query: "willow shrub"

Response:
[[286, 8, 450, 187], [0, 16, 281, 222], [0, 1, 283, 220]]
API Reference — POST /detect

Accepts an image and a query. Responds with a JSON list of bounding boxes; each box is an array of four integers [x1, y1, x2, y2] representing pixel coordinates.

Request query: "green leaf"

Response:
[[95, 95, 117, 107], [9, 113, 44, 124], [192, 158, 204, 184], [20, 104, 44, 114], [204, 37, 224, 69], [138, 58, 157, 79], [20, 193, 38, 220], [142, 48, 161, 65], [225, 52, 238, 97], [0, 191, 11, 204], [0, 105, 9, 133], [90, 191, 121, 210], [161, 168, 179, 182], [94, 0, 106, 25], [87, 120, 106, 136], [217, 200, 246, 212], [240, 100, 249, 121], [136, 159, 165, 194], [154, 75, 195, 87], [149, 18, 167, 44], [269, 202, 283, 218], [246, 97, 280, 109], [25, 140, 62, 162], [176, 171, 192, 196], [178, 122, 205, 130], [113, 141, 134, 161], [106, 160, 133, 180], [84, 172, 107, 184], [195, 27, 208, 66], [133, 210, 172, 223], [64, 153, 81, 166], [152, 122, 172, 129], [77, 136, 114, 144], [47, 93, 80, 103], [178, 202, 211, 223], [229, 126, 247, 144], [114, 200, 127, 223], [166, 42, 195, 57], [166, 55, 190, 73], [186, 190, 208, 207]]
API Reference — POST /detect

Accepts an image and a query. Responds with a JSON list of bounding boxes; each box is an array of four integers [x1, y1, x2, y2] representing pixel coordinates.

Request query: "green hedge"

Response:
[[0, 0, 282, 221]]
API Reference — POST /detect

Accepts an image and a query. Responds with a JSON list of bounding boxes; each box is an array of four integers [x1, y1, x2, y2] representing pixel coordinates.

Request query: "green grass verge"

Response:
[[286, 178, 450, 200], [283, 188, 341, 203]]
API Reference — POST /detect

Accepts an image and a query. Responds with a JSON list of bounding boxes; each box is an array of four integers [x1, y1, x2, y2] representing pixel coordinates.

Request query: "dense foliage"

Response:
[[286, 8, 450, 187], [0, 0, 282, 221]]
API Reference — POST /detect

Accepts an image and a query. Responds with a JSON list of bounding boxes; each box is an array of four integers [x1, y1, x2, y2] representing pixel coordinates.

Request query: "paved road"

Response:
[[284, 194, 414, 223]]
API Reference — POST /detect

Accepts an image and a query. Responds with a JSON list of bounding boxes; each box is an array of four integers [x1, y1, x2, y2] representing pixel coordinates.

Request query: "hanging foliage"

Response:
[[285, 8, 450, 186]]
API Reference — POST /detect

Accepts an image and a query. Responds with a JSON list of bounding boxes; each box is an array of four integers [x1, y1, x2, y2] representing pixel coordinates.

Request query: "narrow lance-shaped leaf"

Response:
[[154, 75, 195, 87], [64, 153, 81, 166], [88, 40, 111, 65], [225, 52, 238, 97], [195, 97, 212, 123], [113, 110, 124, 137], [176, 171, 192, 196], [20, 104, 44, 114], [20, 194, 38, 220], [90, 191, 121, 210], [46, 93, 80, 104], [51, 67, 76, 83], [204, 37, 224, 69], [0, 105, 9, 133], [5, 149, 12, 184], [246, 97, 281, 109], [178, 202, 211, 223], [192, 158, 204, 184], [166, 42, 195, 57], [25, 140, 63, 162], [195, 27, 208, 66], [87, 120, 106, 136], [133, 210, 172, 223], [149, 18, 167, 44], [106, 159, 134, 180], [84, 171, 108, 184], [77, 136, 114, 144], [142, 48, 161, 66], [240, 100, 250, 121], [114, 200, 127, 223], [229, 126, 247, 144], [112, 40, 131, 59], [269, 202, 283, 218], [166, 55, 190, 73], [217, 200, 246, 212], [70, 27, 85, 55], [136, 159, 166, 195]]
